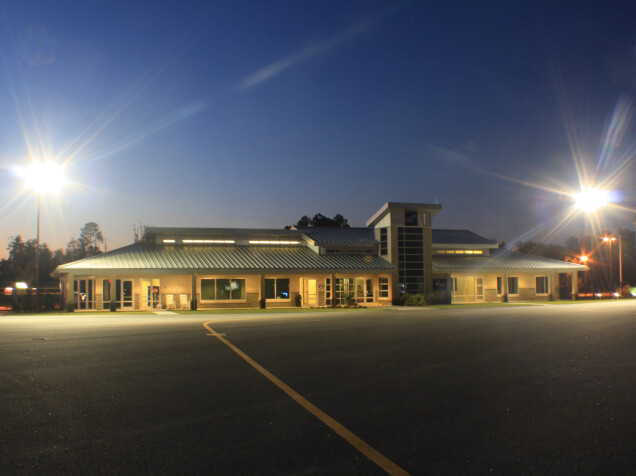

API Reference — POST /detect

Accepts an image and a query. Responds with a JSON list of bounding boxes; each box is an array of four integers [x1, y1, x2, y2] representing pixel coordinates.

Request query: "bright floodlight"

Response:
[[573, 188, 610, 212], [23, 161, 66, 195]]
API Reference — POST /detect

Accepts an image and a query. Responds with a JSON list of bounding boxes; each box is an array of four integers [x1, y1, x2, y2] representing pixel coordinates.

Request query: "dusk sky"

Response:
[[1, 0, 635, 257]]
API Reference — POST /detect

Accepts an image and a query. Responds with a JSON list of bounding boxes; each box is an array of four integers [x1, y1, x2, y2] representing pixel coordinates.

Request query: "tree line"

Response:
[[0, 222, 104, 288]]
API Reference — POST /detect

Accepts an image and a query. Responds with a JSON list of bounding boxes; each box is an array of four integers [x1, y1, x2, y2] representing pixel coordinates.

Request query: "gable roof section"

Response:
[[300, 227, 376, 246], [433, 251, 589, 273], [432, 229, 498, 246], [52, 243, 395, 276]]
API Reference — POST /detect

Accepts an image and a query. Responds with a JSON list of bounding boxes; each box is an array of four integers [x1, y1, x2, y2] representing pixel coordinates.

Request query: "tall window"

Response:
[[102, 279, 111, 310], [379, 277, 389, 298], [265, 278, 290, 299], [200, 278, 246, 300], [325, 278, 332, 306], [507, 277, 519, 295], [335, 278, 355, 304], [379, 228, 387, 255], [536, 276, 549, 294], [397, 227, 424, 294], [497, 277, 503, 295]]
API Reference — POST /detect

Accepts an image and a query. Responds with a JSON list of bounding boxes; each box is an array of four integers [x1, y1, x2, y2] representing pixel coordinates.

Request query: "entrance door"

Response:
[[452, 276, 484, 303], [115, 279, 133, 308], [142, 279, 161, 309], [355, 278, 374, 304], [304, 279, 317, 306], [74, 279, 95, 310]]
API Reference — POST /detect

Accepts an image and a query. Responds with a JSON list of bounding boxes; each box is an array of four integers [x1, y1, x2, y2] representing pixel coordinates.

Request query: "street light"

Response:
[[21, 160, 66, 312], [573, 188, 610, 212]]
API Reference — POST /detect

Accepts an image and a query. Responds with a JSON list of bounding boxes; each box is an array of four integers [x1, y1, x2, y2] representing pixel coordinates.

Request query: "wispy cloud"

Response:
[[237, 6, 399, 91]]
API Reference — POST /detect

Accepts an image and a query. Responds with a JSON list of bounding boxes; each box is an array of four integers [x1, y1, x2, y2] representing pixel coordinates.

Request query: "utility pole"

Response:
[[618, 222, 623, 287]]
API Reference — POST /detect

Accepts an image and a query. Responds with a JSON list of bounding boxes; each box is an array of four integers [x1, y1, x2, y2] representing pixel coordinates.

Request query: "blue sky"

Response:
[[1, 0, 635, 256]]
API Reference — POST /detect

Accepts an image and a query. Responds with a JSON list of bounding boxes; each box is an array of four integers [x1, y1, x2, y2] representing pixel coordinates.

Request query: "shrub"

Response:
[[400, 292, 430, 306], [342, 293, 357, 307]]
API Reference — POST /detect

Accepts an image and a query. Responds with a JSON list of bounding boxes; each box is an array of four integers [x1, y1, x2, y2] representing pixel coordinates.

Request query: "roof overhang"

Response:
[[366, 202, 442, 227]]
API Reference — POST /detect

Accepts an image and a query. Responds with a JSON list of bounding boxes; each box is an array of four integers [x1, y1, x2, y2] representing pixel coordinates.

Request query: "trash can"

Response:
[[259, 298, 266, 309], [295, 294, 302, 307]]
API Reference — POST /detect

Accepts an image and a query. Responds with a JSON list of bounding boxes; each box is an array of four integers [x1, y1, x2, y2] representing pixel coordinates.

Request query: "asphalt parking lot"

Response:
[[1, 302, 635, 475]]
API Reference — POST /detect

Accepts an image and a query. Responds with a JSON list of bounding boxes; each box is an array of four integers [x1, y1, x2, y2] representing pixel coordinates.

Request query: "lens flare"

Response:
[[572, 188, 610, 212]]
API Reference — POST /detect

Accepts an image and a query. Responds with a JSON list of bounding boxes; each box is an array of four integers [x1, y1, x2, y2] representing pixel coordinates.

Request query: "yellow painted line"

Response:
[[203, 321, 409, 476]]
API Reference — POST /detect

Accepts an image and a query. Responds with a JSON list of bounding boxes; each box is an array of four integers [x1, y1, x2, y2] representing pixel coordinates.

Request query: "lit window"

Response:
[[183, 239, 235, 244], [379, 277, 389, 298], [249, 240, 300, 245]]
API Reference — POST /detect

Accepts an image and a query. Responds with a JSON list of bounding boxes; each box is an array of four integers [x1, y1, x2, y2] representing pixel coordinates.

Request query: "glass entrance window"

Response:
[[115, 279, 133, 308], [74, 279, 95, 310], [451, 276, 484, 303]]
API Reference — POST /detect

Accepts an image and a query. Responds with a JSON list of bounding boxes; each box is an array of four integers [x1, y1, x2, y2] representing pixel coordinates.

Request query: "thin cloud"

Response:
[[237, 7, 398, 91]]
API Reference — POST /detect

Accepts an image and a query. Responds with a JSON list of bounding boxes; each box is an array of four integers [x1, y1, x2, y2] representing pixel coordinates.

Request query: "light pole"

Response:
[[602, 235, 616, 291], [22, 161, 66, 312]]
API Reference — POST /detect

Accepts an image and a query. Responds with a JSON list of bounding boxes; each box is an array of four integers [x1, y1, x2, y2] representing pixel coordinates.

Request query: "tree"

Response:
[[286, 213, 350, 229], [0, 235, 63, 286], [65, 222, 104, 260]]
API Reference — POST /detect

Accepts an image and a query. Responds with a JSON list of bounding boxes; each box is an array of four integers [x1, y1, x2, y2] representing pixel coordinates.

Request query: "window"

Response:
[[335, 278, 355, 304], [379, 228, 387, 255], [536, 276, 549, 294], [201, 279, 215, 300], [379, 277, 389, 298], [433, 279, 447, 291], [326, 278, 332, 305], [405, 211, 418, 226], [497, 277, 503, 295], [74, 279, 95, 310], [507, 277, 519, 295], [103, 280, 111, 302], [436, 249, 484, 255], [265, 278, 290, 299], [201, 278, 246, 300]]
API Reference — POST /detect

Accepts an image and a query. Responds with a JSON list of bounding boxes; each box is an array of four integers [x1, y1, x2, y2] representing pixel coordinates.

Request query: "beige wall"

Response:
[[67, 272, 394, 310], [449, 272, 555, 302]]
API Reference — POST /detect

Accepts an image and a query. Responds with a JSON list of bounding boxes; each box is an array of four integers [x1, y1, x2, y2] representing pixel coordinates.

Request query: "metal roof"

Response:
[[300, 227, 377, 246], [432, 229, 498, 246], [432, 251, 589, 273], [52, 243, 395, 275], [143, 227, 301, 240]]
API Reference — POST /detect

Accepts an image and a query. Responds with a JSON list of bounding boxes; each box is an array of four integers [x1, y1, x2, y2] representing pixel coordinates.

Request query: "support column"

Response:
[[503, 274, 509, 302], [551, 272, 559, 300], [259, 274, 266, 308], [65, 275, 75, 312], [110, 278, 117, 311], [571, 271, 578, 300], [330, 274, 336, 308], [191, 274, 197, 310]]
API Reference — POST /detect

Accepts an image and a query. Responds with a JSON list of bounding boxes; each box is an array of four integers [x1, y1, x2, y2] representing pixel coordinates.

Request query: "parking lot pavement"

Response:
[[1, 301, 635, 474]]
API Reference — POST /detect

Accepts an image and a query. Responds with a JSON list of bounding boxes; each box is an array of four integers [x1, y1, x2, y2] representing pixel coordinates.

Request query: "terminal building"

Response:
[[52, 202, 588, 311]]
